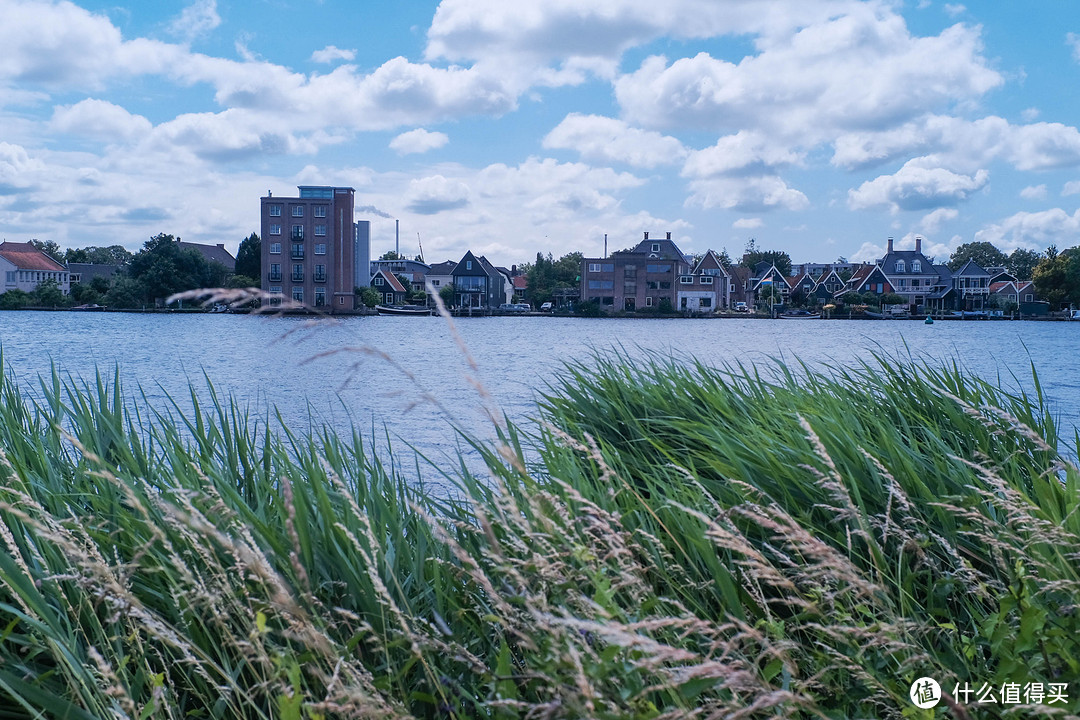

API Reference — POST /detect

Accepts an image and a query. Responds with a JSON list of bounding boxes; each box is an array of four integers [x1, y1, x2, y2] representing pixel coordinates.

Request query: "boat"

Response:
[[71, 303, 107, 311], [778, 310, 821, 319], [376, 305, 433, 316]]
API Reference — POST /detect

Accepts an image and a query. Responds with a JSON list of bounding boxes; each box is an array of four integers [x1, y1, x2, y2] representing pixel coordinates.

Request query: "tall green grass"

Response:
[[0, 351, 1077, 718]]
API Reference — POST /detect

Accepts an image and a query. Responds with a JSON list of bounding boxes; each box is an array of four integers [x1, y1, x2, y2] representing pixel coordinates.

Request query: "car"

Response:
[[540, 302, 554, 311], [499, 303, 529, 313], [733, 302, 749, 313]]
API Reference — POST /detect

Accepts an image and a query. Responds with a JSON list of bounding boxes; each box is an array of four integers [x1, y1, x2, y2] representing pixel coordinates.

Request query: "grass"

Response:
[[0, 348, 1078, 719]]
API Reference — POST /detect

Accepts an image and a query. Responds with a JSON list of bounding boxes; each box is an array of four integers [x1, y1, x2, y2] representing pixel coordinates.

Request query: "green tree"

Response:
[[1006, 248, 1042, 279], [65, 245, 133, 266], [127, 233, 227, 305], [226, 274, 260, 289], [235, 233, 261, 280], [1032, 248, 1080, 309], [947, 241, 1008, 271], [740, 239, 791, 276], [30, 279, 68, 308], [105, 276, 143, 308], [378, 250, 403, 261], [359, 287, 382, 308], [0, 289, 30, 310], [439, 284, 455, 308], [526, 251, 581, 307], [879, 292, 907, 307]]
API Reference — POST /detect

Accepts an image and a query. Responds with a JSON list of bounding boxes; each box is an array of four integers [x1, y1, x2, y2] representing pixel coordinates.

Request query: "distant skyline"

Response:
[[3, 0, 1080, 266]]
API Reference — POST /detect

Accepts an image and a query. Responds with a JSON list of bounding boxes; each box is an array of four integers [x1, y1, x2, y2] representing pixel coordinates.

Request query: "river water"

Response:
[[2, 312, 1078, 472]]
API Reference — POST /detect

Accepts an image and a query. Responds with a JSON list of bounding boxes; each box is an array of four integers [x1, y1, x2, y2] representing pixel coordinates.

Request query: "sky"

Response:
[[3, 0, 1080, 267]]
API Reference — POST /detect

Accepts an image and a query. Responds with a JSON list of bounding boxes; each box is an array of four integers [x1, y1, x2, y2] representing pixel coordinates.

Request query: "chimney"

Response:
[[666, 231, 671, 240], [887, 237, 894, 253], [217, 243, 225, 249], [915, 236, 922, 253], [644, 231, 649, 240]]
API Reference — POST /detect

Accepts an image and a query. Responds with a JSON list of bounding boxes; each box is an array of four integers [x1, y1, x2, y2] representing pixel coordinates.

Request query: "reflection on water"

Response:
[[2, 312, 1078, 471]]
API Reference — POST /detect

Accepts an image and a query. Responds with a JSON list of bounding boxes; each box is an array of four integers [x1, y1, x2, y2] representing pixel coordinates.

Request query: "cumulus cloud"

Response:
[[686, 175, 809, 213], [614, 9, 1001, 139], [974, 208, 1080, 251], [733, 218, 763, 229], [850, 241, 886, 263], [51, 99, 151, 142], [311, 46, 356, 64], [1063, 180, 1080, 196], [167, 0, 221, 43], [920, 207, 958, 234], [682, 131, 800, 178], [543, 113, 686, 168], [404, 175, 471, 214], [1020, 184, 1047, 200], [1068, 32, 1080, 62], [390, 128, 449, 155], [848, 159, 989, 212]]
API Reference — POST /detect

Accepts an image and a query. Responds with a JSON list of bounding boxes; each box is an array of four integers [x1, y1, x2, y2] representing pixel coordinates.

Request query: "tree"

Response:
[[227, 274, 259, 289], [525, 251, 581, 307], [30, 279, 67, 308], [359, 287, 381, 308], [105, 276, 143, 309], [879, 292, 907, 307], [740, 239, 791, 276], [947, 241, 1007, 271], [65, 245, 133, 266], [438, 284, 455, 308], [126, 233, 227, 304], [235, 233, 261, 280], [1032, 248, 1080, 309], [378, 250, 403, 261], [1006, 248, 1042, 279], [0, 289, 30, 310]]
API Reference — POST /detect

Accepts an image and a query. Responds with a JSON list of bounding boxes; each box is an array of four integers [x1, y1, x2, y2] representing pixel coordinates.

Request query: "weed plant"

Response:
[[0, 349, 1077, 718]]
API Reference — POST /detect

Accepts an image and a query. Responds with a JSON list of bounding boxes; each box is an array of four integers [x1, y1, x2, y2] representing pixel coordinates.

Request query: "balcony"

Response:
[[291, 273, 304, 283], [268, 272, 282, 282]]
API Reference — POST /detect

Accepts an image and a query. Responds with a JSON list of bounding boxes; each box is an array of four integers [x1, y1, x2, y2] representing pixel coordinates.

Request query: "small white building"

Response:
[[0, 242, 70, 296]]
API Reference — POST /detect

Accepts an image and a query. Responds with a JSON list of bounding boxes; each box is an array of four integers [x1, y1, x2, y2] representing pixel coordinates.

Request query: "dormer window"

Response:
[[651, 243, 660, 253], [912, 260, 921, 273], [895, 260, 905, 273]]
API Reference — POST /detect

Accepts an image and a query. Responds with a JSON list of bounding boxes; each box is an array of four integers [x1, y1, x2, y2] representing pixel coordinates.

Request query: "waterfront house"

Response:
[[580, 232, 692, 312], [512, 275, 528, 304], [728, 265, 753, 308], [425, 260, 457, 303], [949, 259, 992, 311], [877, 237, 938, 310], [371, 269, 407, 305], [371, 258, 429, 295], [748, 262, 790, 308], [452, 251, 509, 310], [67, 263, 120, 287], [676, 250, 731, 312], [840, 264, 892, 298], [812, 267, 847, 303], [0, 242, 70, 296], [177, 240, 236, 274]]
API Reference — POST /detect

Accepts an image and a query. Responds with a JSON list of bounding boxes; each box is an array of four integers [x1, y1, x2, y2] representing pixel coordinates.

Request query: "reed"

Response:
[[0, 349, 1076, 718]]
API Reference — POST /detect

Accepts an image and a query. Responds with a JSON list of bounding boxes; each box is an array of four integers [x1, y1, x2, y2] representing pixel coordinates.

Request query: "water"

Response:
[[2, 312, 1078, 463]]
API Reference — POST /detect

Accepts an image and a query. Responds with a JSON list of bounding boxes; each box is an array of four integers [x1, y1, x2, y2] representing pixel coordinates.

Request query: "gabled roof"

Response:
[[990, 281, 1017, 294], [880, 249, 935, 275], [750, 264, 786, 290], [177, 241, 236, 271], [372, 269, 406, 292], [691, 250, 730, 276], [427, 260, 457, 275], [788, 272, 813, 290], [513, 276, 528, 290], [953, 258, 991, 277], [813, 268, 845, 291], [0, 242, 66, 271], [1016, 281, 1035, 296], [623, 235, 688, 261]]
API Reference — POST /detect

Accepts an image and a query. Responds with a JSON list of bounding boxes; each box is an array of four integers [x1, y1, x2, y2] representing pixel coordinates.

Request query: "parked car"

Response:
[[734, 302, 750, 313], [499, 303, 529, 313], [540, 302, 554, 311]]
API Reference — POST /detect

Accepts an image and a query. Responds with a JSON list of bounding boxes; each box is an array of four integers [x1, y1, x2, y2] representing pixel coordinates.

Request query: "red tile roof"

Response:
[[513, 276, 528, 289], [374, 269, 406, 292], [0, 242, 66, 271]]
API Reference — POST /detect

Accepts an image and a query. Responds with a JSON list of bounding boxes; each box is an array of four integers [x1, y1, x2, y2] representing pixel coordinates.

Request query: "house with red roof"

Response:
[[370, 269, 407, 305], [0, 242, 70, 296]]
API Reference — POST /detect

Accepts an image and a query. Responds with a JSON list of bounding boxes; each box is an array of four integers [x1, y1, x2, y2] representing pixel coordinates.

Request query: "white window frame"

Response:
[[292, 205, 304, 217], [895, 260, 905, 272], [912, 261, 921, 272], [314, 224, 327, 237], [700, 275, 713, 285], [645, 296, 653, 307], [374, 277, 384, 286], [269, 242, 281, 254], [588, 263, 602, 272], [269, 205, 282, 217], [313, 205, 327, 218], [269, 224, 281, 235], [651, 243, 660, 252], [679, 276, 693, 284], [314, 243, 326, 255]]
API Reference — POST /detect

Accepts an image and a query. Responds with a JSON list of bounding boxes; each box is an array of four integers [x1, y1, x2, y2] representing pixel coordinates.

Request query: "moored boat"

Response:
[[376, 305, 433, 316], [778, 310, 821, 319]]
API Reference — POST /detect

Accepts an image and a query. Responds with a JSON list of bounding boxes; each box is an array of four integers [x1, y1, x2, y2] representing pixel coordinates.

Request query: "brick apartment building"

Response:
[[580, 232, 695, 311], [260, 185, 357, 312]]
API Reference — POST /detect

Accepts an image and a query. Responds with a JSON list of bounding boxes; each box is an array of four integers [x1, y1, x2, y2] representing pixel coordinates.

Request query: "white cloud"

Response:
[[682, 131, 800, 177], [50, 99, 151, 142], [850, 241, 886, 263], [848, 159, 989, 212], [311, 46, 357, 64], [167, 0, 221, 43], [1063, 180, 1080, 196], [614, 9, 1001, 139], [686, 175, 809, 213], [404, 175, 471, 214], [1068, 32, 1080, 62], [974, 208, 1080, 251], [944, 4, 966, 18], [919, 207, 958, 233], [543, 113, 686, 168], [1020, 184, 1047, 200], [733, 218, 763, 229], [1022, 107, 1040, 122], [390, 128, 450, 155]]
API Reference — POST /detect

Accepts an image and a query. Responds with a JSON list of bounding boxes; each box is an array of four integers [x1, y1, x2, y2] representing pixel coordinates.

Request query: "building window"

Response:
[[646, 264, 671, 273], [588, 263, 601, 273], [659, 281, 671, 289], [466, 260, 472, 270], [651, 243, 660, 252], [587, 280, 613, 290], [700, 275, 713, 285], [385, 293, 394, 303], [624, 265, 637, 278], [292, 243, 304, 259], [269, 286, 281, 294], [269, 263, 282, 281], [292, 225, 304, 240], [374, 277, 384, 286], [895, 260, 905, 272], [912, 260, 921, 272], [314, 288, 326, 306], [1025, 294, 1033, 302], [314, 264, 326, 282], [314, 224, 326, 236], [314, 243, 326, 255], [5, 271, 14, 283], [269, 224, 281, 235], [679, 276, 693, 284], [269, 243, 281, 254], [645, 296, 653, 307], [313, 205, 327, 218], [269, 205, 282, 217], [292, 287, 303, 303], [292, 264, 304, 282], [701, 298, 712, 308], [292, 206, 304, 217]]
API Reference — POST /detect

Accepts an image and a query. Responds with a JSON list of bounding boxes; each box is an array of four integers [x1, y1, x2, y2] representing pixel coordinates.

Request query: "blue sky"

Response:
[[3, 0, 1080, 266]]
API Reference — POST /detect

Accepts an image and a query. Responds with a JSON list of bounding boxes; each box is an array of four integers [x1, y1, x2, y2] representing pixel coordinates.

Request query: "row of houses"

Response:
[[579, 233, 1043, 314]]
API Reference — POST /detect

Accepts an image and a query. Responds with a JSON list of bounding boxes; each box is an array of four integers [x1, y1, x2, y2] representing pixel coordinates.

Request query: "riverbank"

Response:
[[0, 353, 1077, 717]]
